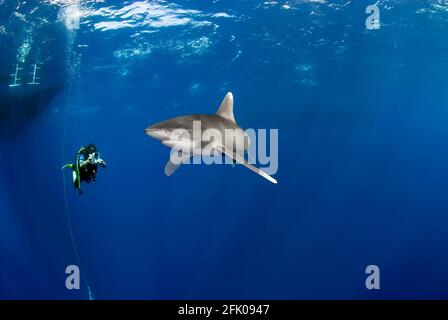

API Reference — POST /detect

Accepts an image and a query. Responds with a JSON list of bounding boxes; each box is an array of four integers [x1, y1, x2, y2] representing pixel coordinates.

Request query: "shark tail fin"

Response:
[[216, 92, 235, 123]]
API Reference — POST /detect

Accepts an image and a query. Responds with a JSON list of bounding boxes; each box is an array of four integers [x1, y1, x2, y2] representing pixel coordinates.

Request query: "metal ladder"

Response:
[[27, 63, 41, 85], [9, 63, 41, 87], [9, 64, 23, 87]]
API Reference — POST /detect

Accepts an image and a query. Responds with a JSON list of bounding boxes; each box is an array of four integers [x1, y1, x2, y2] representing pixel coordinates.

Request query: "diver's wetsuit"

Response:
[[62, 144, 106, 194], [77, 147, 100, 183], [78, 154, 98, 184]]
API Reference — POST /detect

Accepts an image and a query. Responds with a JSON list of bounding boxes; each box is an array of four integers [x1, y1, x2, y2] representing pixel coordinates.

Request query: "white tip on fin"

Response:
[[216, 92, 235, 123]]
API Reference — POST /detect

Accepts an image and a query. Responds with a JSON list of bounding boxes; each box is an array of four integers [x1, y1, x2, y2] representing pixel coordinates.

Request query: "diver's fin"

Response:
[[213, 144, 277, 184], [61, 163, 74, 170], [216, 92, 235, 123]]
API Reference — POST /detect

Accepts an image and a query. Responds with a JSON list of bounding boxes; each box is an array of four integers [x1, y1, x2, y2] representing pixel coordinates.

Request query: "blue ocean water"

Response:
[[1, 0, 448, 299]]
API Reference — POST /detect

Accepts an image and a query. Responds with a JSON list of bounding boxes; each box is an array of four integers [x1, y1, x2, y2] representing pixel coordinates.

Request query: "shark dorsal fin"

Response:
[[216, 92, 235, 123]]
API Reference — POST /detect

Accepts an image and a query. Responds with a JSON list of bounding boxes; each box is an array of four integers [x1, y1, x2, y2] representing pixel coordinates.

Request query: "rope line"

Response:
[[61, 64, 94, 301]]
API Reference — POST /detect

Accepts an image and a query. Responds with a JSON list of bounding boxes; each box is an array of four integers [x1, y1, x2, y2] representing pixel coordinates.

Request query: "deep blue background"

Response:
[[1, 0, 448, 299]]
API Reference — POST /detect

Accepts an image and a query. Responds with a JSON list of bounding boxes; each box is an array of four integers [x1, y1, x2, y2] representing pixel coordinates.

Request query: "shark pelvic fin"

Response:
[[216, 92, 235, 123]]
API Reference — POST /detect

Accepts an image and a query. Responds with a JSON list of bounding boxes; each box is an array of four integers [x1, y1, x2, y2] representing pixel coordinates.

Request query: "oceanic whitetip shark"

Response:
[[145, 92, 277, 184]]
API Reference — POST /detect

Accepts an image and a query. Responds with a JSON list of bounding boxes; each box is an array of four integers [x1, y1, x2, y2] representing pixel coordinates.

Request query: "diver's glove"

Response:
[[87, 152, 107, 168], [95, 155, 107, 168], [98, 159, 107, 168]]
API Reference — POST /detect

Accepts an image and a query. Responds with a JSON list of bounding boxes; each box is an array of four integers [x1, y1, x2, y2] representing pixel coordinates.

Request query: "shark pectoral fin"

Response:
[[213, 144, 278, 184], [164, 150, 191, 176]]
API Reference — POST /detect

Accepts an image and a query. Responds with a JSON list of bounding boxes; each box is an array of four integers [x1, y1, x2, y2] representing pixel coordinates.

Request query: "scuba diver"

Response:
[[62, 143, 107, 194]]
